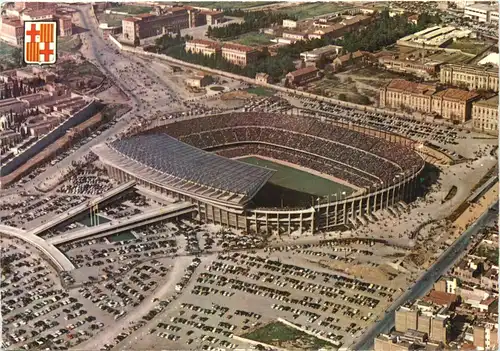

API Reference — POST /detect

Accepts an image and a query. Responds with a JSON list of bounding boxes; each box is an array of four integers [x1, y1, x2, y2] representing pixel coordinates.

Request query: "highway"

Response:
[[48, 202, 195, 245], [0, 224, 75, 271], [27, 181, 136, 237], [353, 200, 499, 351]]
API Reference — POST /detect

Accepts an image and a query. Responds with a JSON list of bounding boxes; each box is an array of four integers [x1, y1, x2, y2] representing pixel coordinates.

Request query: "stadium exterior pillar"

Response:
[[366, 190, 371, 215], [326, 195, 330, 228], [386, 184, 391, 208], [343, 200, 347, 226], [299, 212, 303, 234], [310, 210, 315, 234], [265, 213, 269, 235], [379, 189, 384, 211], [288, 213, 291, 235], [254, 212, 259, 233], [350, 199, 355, 221], [373, 191, 377, 212], [211, 205, 215, 224], [334, 196, 338, 225]]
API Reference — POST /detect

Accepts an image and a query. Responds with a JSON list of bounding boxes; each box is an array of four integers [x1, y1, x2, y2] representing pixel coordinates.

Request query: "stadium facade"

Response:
[[93, 112, 425, 235]]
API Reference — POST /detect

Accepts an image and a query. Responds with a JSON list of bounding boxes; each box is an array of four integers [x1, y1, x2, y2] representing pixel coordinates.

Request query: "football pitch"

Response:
[[240, 156, 355, 207]]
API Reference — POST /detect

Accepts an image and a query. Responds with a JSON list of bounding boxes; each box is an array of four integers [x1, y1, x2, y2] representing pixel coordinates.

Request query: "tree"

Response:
[[338, 93, 347, 101], [11, 48, 24, 67], [316, 55, 329, 69]]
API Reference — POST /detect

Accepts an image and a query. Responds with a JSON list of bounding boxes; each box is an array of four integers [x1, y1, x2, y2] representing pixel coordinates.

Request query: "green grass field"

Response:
[[58, 36, 82, 53], [242, 321, 335, 350], [185, 2, 275, 10], [232, 32, 274, 47], [97, 12, 127, 27], [0, 41, 17, 66], [447, 39, 492, 55], [240, 156, 354, 208], [110, 5, 152, 14], [277, 2, 351, 20]]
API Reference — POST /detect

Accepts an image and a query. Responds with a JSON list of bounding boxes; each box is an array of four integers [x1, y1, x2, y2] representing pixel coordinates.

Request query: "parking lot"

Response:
[[0, 193, 88, 230], [122, 238, 412, 351], [0, 238, 114, 350]]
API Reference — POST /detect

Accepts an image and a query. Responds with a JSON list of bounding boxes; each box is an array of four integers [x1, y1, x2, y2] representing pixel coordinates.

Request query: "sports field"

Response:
[[240, 156, 355, 208]]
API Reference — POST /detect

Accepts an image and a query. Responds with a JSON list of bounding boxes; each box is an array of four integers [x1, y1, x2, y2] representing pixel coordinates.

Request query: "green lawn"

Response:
[[427, 51, 473, 64], [58, 36, 82, 53], [246, 87, 275, 96], [240, 156, 354, 197], [242, 321, 335, 350], [447, 39, 491, 55], [185, 2, 275, 10], [232, 32, 274, 47], [0, 41, 17, 65], [97, 13, 126, 27], [277, 2, 351, 20], [110, 5, 152, 14]]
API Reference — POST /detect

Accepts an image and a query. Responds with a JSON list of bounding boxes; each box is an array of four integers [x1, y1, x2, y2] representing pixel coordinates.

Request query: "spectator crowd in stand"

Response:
[[144, 112, 424, 188]]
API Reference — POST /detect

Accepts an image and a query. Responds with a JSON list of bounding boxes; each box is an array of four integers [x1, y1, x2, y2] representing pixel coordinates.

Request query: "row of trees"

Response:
[[338, 10, 442, 53], [207, 11, 296, 39], [1, 79, 42, 100], [152, 10, 441, 81], [166, 45, 295, 81]]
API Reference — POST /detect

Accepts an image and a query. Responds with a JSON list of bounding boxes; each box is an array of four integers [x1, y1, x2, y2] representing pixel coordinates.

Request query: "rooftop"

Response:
[[474, 95, 499, 107], [222, 43, 255, 53], [187, 39, 221, 49], [22, 8, 55, 17], [386, 79, 436, 95], [301, 44, 343, 56], [287, 66, 319, 77], [423, 290, 458, 307], [466, 3, 498, 11], [433, 88, 479, 102], [106, 134, 275, 203]]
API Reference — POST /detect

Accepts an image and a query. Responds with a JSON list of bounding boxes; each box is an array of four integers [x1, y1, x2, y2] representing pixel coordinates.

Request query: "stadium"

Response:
[[93, 111, 425, 235]]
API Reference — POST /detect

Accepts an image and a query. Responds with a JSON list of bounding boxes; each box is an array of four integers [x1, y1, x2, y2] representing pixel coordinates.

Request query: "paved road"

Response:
[[0, 224, 75, 271], [353, 200, 499, 351]]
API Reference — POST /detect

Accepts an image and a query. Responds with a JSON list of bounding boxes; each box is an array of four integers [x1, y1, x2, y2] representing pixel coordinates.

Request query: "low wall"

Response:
[[0, 100, 99, 177], [232, 335, 288, 351], [277, 318, 340, 347]]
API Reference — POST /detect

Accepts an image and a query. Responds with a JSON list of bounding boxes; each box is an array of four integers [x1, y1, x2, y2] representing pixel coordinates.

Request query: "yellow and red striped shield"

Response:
[[24, 21, 57, 65]]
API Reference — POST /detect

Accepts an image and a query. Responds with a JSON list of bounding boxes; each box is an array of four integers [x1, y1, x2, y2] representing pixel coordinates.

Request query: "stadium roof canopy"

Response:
[[93, 134, 275, 207]]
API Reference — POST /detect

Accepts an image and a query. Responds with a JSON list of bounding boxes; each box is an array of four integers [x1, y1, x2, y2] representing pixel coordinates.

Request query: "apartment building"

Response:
[[185, 39, 221, 56], [122, 8, 190, 43], [395, 306, 449, 343], [474, 322, 499, 350], [440, 64, 499, 92], [221, 43, 258, 66], [472, 95, 498, 133], [200, 10, 224, 25], [380, 79, 480, 122], [464, 4, 498, 23], [0, 18, 24, 46]]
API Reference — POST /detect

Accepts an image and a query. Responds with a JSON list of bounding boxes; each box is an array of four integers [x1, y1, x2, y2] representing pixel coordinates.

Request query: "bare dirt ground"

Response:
[[96, 85, 129, 104]]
